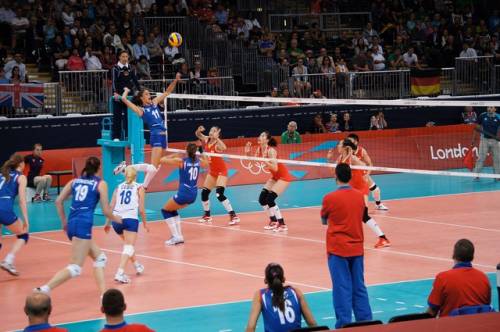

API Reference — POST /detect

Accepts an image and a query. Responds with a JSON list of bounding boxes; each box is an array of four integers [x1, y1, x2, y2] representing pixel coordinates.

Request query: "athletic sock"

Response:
[[117, 268, 124, 275], [165, 217, 178, 238], [174, 215, 183, 239], [39, 285, 50, 293], [5, 253, 14, 264], [366, 218, 384, 237], [221, 199, 234, 213]]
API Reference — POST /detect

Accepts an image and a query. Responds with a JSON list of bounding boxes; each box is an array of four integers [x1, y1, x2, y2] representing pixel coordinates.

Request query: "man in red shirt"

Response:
[[427, 239, 492, 317], [100, 289, 154, 332], [321, 163, 372, 329], [23, 292, 67, 332]]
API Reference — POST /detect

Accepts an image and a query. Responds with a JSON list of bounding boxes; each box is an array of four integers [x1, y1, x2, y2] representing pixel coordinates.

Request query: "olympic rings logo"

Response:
[[240, 159, 270, 175]]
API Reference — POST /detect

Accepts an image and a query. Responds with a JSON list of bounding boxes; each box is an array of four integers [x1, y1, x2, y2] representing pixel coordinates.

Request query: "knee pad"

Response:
[[93, 253, 107, 268], [161, 209, 179, 219], [363, 206, 370, 223], [369, 184, 377, 191], [122, 245, 135, 257], [201, 188, 211, 202], [267, 191, 278, 208], [66, 264, 82, 277], [17, 233, 29, 244], [215, 186, 227, 202], [259, 189, 269, 206]]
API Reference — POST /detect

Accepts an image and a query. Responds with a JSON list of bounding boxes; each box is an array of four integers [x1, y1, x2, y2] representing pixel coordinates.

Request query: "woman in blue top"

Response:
[[36, 157, 121, 295], [116, 73, 181, 190], [246, 263, 317, 332], [159, 143, 208, 246], [0, 154, 30, 276]]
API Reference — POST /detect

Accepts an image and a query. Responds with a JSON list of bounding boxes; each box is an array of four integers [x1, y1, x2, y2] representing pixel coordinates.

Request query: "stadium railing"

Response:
[[268, 12, 372, 34]]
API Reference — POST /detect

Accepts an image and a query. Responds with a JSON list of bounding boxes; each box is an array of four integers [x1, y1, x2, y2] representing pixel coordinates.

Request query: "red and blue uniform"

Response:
[[67, 175, 101, 240], [173, 157, 200, 205], [142, 104, 167, 149], [23, 323, 67, 331], [0, 170, 20, 226], [100, 321, 154, 332], [260, 286, 302, 332]]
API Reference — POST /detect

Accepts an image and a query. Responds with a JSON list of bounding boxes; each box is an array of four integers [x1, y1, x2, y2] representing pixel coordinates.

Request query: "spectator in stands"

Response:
[[316, 48, 334, 68], [319, 56, 335, 76], [258, 33, 275, 55], [276, 48, 289, 65], [325, 113, 341, 133], [304, 49, 317, 73], [363, 22, 379, 43], [190, 60, 207, 80], [281, 121, 302, 144], [101, 46, 117, 72], [10, 8, 29, 50], [292, 58, 311, 97], [459, 42, 478, 58], [100, 289, 154, 332], [307, 114, 327, 134], [83, 47, 102, 70], [103, 24, 124, 52], [9, 66, 22, 84], [370, 37, 383, 55], [352, 50, 370, 72], [23, 292, 67, 332], [0, 68, 8, 83], [403, 46, 421, 69], [462, 106, 477, 124], [311, 89, 326, 99], [61, 4, 75, 27], [4, 53, 26, 81], [132, 35, 149, 61], [300, 31, 315, 51], [24, 143, 52, 202], [146, 32, 162, 64], [136, 55, 151, 80], [67, 48, 85, 71], [120, 35, 135, 61], [288, 38, 305, 65], [207, 67, 221, 95], [371, 46, 386, 70], [377, 112, 387, 129], [340, 112, 353, 131], [214, 4, 228, 27], [388, 48, 405, 69], [427, 239, 492, 317], [264, 87, 281, 107], [321, 163, 373, 329]]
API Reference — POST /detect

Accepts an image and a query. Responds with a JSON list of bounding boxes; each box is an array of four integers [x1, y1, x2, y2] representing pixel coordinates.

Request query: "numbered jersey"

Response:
[[260, 287, 302, 332], [142, 104, 166, 134], [179, 157, 201, 190], [68, 176, 101, 221], [113, 181, 141, 219], [0, 171, 20, 211]]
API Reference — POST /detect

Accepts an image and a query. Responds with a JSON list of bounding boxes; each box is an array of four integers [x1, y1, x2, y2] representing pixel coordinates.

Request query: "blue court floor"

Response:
[[7, 169, 500, 331]]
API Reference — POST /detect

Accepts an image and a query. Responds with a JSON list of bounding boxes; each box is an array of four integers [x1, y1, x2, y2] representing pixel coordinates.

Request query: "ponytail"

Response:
[[263, 131, 277, 147], [1, 154, 24, 182], [186, 142, 198, 162], [132, 88, 147, 106], [81, 156, 101, 177], [124, 166, 137, 184], [265, 263, 286, 312]]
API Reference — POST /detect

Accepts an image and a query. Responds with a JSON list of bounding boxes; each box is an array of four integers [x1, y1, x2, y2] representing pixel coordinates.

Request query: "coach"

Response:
[[321, 163, 372, 328], [472, 106, 500, 177], [111, 50, 140, 140]]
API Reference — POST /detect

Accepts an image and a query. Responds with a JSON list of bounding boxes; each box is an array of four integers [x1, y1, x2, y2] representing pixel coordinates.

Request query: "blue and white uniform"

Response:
[[142, 104, 167, 149], [112, 181, 141, 234], [173, 157, 200, 205], [260, 286, 302, 332], [0, 170, 21, 226], [67, 176, 101, 240]]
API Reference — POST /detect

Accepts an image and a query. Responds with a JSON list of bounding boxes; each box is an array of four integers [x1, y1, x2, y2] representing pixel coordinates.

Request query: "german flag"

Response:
[[410, 68, 441, 96]]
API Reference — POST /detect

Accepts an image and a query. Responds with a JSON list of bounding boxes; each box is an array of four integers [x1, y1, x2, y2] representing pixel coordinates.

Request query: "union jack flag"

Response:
[[0, 83, 44, 109]]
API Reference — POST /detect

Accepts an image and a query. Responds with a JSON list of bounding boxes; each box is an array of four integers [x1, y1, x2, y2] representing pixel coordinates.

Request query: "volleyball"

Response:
[[168, 32, 183, 47]]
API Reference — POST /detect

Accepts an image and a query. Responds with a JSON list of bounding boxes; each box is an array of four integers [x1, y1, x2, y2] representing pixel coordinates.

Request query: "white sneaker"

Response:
[[113, 161, 127, 175], [114, 272, 131, 284], [165, 237, 184, 246], [376, 203, 389, 211], [34, 285, 50, 294], [264, 222, 278, 230], [1, 261, 19, 276], [229, 214, 240, 226], [134, 262, 145, 275], [174, 236, 184, 244], [198, 215, 212, 223]]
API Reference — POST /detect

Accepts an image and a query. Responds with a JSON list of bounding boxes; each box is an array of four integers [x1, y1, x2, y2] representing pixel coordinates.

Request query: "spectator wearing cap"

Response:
[[23, 292, 67, 332], [281, 121, 302, 144], [427, 239, 492, 317]]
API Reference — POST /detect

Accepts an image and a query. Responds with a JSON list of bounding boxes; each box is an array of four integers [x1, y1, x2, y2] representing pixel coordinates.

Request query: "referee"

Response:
[[321, 163, 372, 328], [472, 106, 500, 178], [111, 50, 140, 140]]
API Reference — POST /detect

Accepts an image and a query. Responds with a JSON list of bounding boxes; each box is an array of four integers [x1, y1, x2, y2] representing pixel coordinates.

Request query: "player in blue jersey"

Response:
[[0, 154, 30, 276], [245, 263, 317, 332], [159, 143, 208, 245], [115, 73, 181, 190], [36, 157, 121, 295]]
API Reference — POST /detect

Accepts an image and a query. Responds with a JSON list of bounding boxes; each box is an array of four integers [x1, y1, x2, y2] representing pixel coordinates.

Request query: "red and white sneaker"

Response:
[[229, 214, 240, 226], [32, 194, 42, 203], [374, 238, 391, 249], [273, 224, 288, 232], [198, 215, 212, 223], [264, 221, 278, 230]]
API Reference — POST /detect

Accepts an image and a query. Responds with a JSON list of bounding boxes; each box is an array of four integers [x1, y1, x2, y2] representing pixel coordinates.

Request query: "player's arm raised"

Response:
[[153, 72, 181, 105], [195, 125, 208, 143], [121, 87, 144, 117], [160, 155, 183, 167]]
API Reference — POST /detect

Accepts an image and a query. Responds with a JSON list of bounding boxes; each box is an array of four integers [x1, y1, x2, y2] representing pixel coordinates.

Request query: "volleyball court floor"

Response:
[[1, 170, 500, 331]]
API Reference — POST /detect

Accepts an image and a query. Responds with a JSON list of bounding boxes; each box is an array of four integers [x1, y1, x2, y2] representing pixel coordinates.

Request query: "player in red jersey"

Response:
[[195, 126, 240, 225], [245, 131, 293, 232], [347, 133, 388, 210], [329, 139, 390, 248]]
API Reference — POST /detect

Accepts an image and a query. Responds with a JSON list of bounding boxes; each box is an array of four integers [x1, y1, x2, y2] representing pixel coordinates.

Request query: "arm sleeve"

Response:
[[427, 273, 443, 310], [111, 66, 118, 93], [320, 196, 329, 224]]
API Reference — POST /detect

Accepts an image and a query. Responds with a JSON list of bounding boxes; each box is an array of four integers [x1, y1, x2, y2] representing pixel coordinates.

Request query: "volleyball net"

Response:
[[138, 93, 500, 193]]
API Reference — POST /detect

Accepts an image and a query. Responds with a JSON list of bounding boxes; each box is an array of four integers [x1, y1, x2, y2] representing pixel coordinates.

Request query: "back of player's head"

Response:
[[82, 156, 101, 177], [124, 166, 137, 184], [341, 138, 356, 151], [453, 239, 474, 262], [263, 131, 278, 147], [25, 292, 52, 319], [265, 263, 286, 312], [102, 289, 126, 317], [347, 133, 359, 143], [335, 163, 352, 183], [186, 142, 198, 161]]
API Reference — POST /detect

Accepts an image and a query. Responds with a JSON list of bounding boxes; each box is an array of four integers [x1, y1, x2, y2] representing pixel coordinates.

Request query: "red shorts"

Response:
[[209, 168, 228, 177], [270, 164, 293, 182], [350, 171, 369, 195]]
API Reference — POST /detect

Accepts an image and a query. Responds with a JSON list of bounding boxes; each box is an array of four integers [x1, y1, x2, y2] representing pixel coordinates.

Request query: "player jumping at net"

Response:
[[114, 73, 181, 189], [159, 143, 208, 245], [195, 125, 240, 225], [347, 134, 389, 210], [104, 166, 148, 284], [0, 154, 30, 276], [36, 157, 121, 295], [245, 131, 293, 232], [330, 139, 391, 248]]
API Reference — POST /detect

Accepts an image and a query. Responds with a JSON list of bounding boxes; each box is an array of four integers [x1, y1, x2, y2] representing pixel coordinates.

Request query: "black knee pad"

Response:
[[201, 188, 211, 201], [362, 206, 370, 223], [215, 186, 227, 202], [17, 233, 29, 244], [369, 184, 378, 191], [259, 188, 270, 206], [267, 191, 278, 208]]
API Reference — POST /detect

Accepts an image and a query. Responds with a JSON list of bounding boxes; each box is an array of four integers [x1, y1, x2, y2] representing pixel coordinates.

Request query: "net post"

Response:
[[164, 93, 168, 149]]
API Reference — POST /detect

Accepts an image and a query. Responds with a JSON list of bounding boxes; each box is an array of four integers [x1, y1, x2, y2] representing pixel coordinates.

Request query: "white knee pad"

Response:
[[93, 253, 107, 268], [122, 245, 135, 257], [66, 264, 82, 277]]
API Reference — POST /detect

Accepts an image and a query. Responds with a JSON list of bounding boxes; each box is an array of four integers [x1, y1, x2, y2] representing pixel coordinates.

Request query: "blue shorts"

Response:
[[0, 209, 17, 226], [173, 188, 197, 205], [150, 132, 167, 149], [112, 218, 139, 234], [66, 219, 93, 240]]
